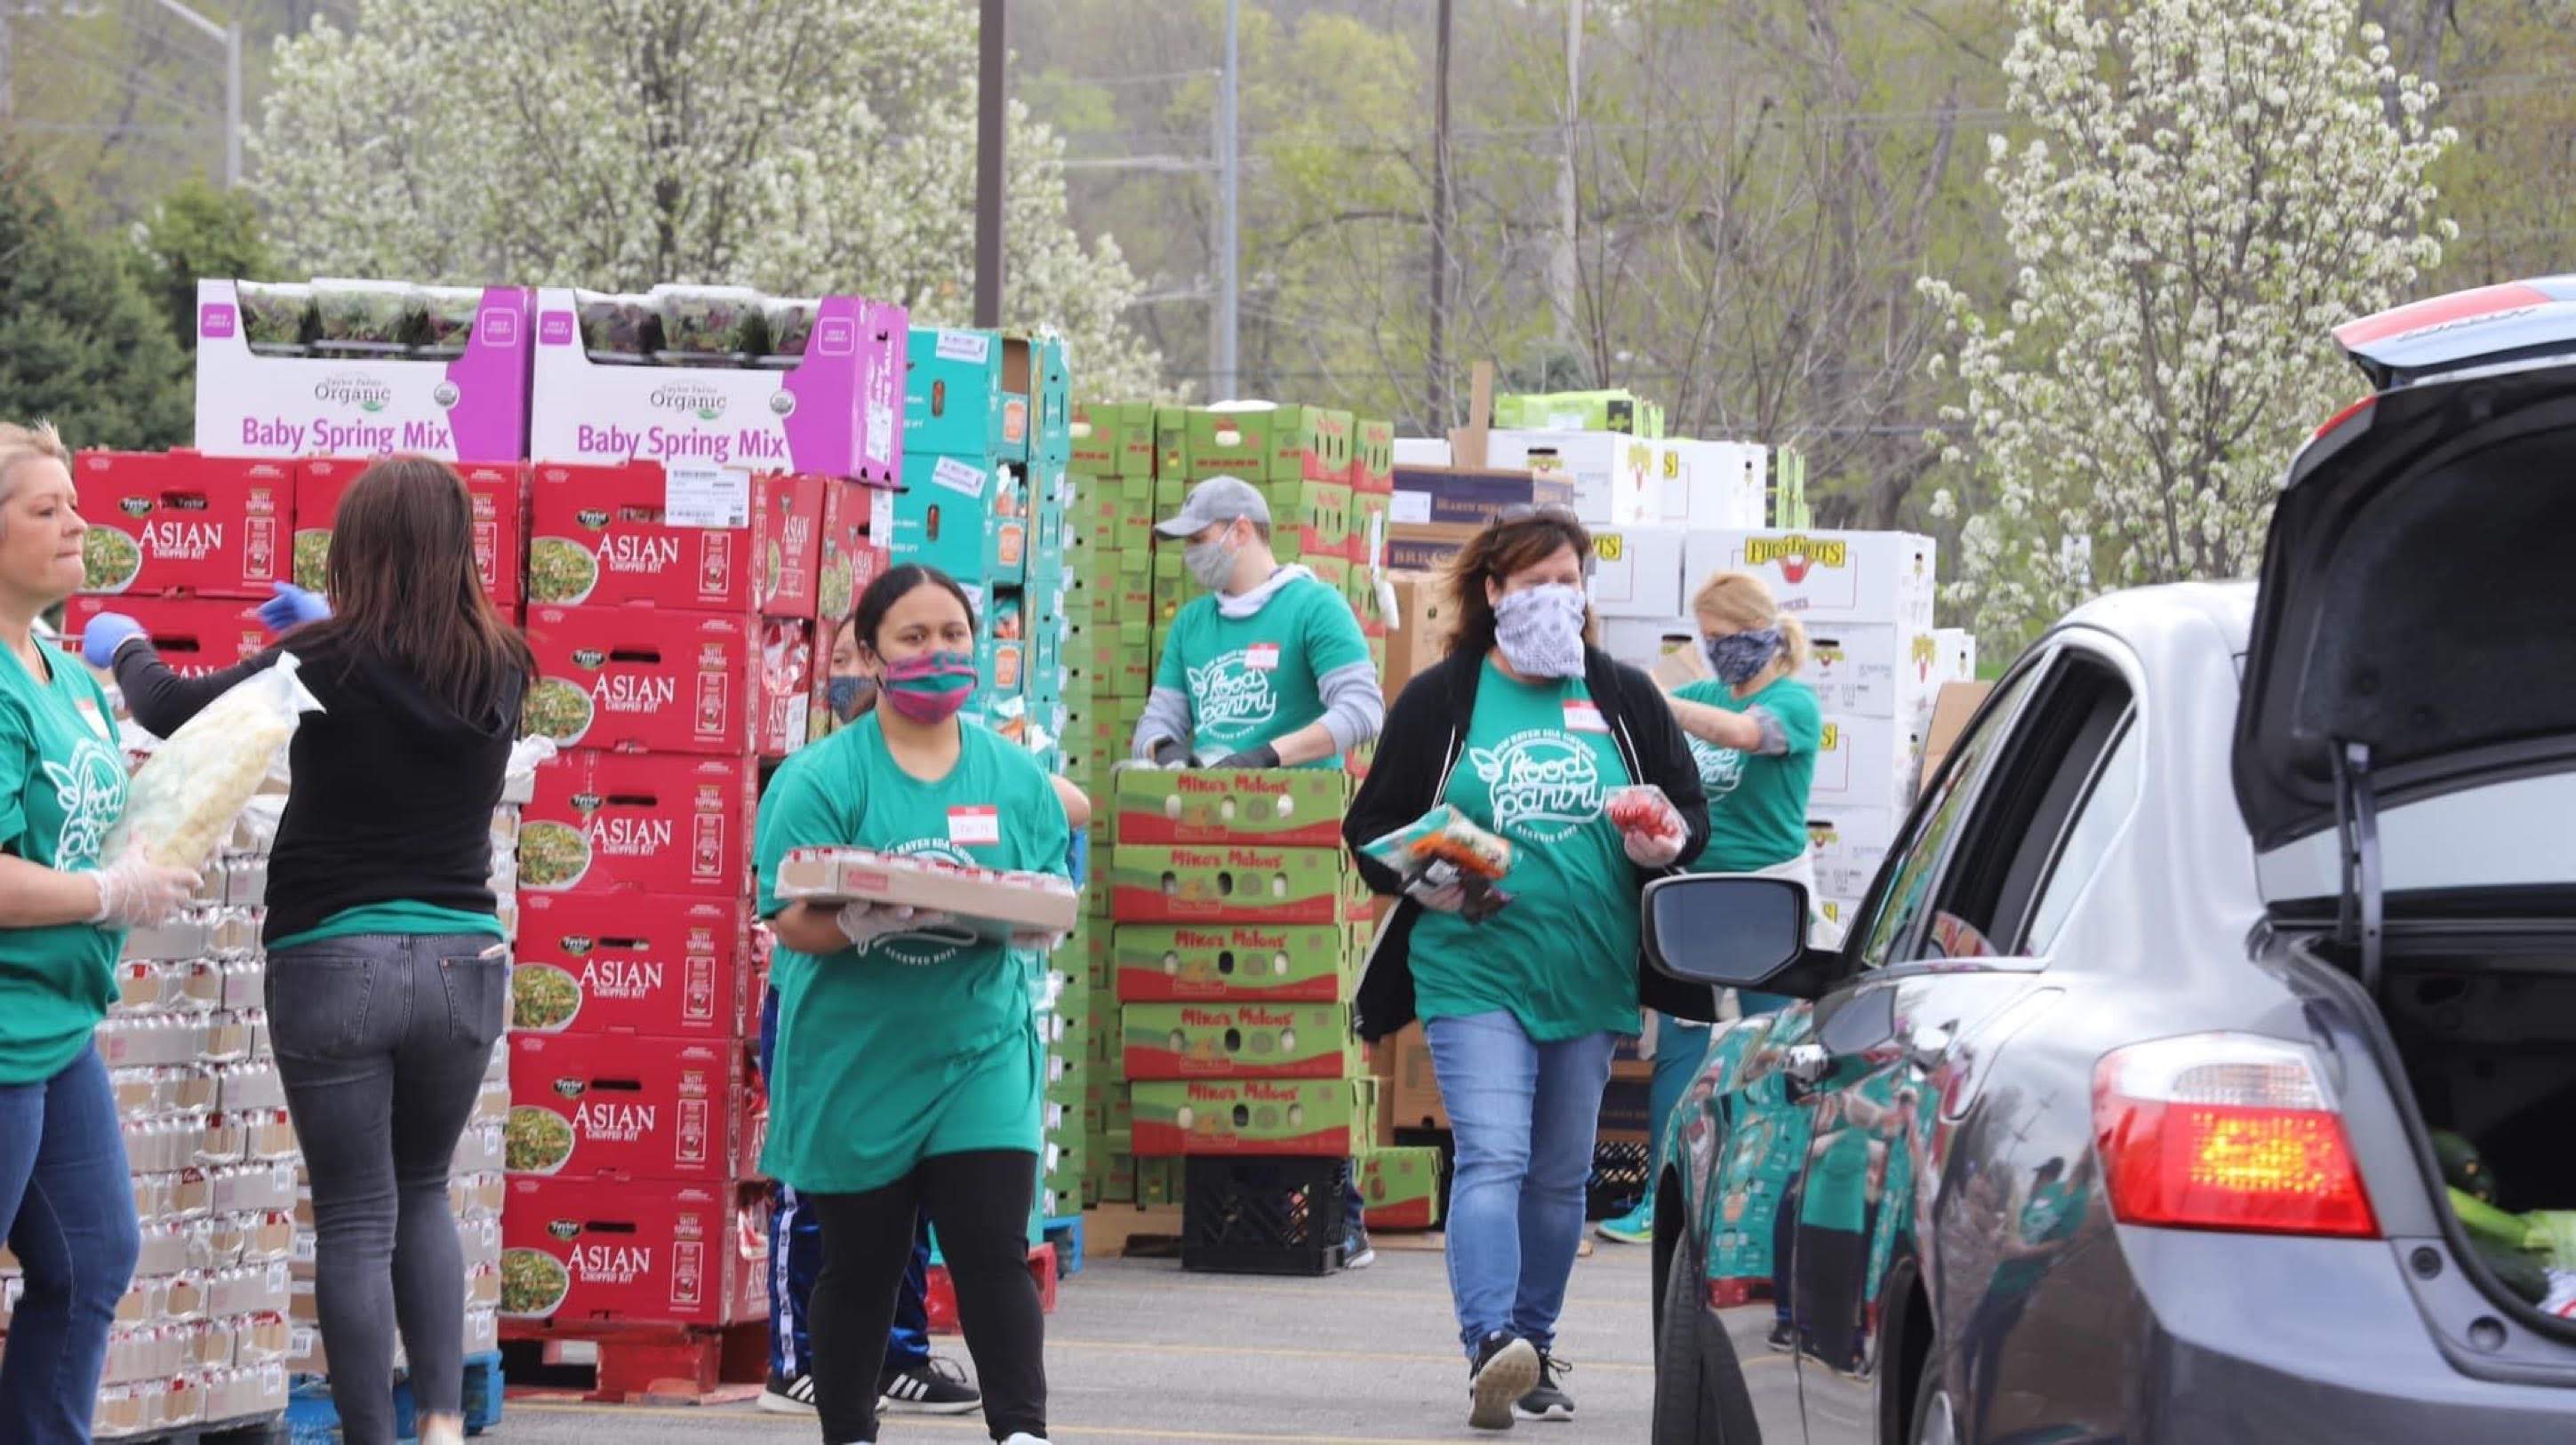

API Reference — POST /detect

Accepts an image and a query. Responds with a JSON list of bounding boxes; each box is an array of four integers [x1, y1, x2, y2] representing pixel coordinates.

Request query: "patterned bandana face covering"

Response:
[[878, 650, 978, 722], [1705, 627, 1783, 687], [1492, 584, 1589, 679]]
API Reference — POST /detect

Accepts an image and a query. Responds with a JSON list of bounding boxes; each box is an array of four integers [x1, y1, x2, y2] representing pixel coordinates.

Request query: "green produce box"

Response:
[[1101, 1151, 1137, 1202], [1131, 1077, 1375, 1157], [1154, 406, 1191, 480], [905, 326, 1032, 460], [1361, 1146, 1445, 1230], [1139, 1156, 1185, 1206], [892, 453, 1027, 586], [1073, 483, 1156, 554], [1349, 489, 1390, 567], [1113, 768, 1351, 847], [1121, 1002, 1356, 1081], [1263, 479, 1352, 558], [1301, 553, 1352, 592], [1071, 402, 1157, 476], [1068, 625, 1152, 699], [1186, 406, 1355, 483], [1493, 388, 1664, 438], [1036, 335, 1072, 467], [1352, 419, 1395, 490], [1111, 844, 1369, 926], [1113, 922, 1368, 1003]]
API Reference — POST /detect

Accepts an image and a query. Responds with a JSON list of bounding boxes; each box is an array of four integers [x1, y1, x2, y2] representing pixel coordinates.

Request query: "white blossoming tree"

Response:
[[248, 0, 1159, 397], [1920, 0, 2455, 652]]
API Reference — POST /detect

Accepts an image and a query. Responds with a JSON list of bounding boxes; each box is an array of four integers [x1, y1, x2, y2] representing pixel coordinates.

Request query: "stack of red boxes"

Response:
[[63, 451, 296, 668], [499, 462, 886, 1337]]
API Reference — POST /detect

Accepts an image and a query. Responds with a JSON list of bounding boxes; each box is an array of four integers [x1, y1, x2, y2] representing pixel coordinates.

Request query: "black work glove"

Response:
[[1148, 736, 1191, 768], [1209, 743, 1282, 770]]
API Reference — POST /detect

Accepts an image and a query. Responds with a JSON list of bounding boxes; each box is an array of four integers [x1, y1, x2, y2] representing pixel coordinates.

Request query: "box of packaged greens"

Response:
[[531, 290, 905, 486], [195, 279, 533, 463]]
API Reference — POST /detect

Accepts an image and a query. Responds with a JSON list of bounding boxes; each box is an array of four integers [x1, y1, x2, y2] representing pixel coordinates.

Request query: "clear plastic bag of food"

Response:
[[106, 656, 324, 871], [1604, 784, 1685, 842], [1362, 804, 1516, 922]]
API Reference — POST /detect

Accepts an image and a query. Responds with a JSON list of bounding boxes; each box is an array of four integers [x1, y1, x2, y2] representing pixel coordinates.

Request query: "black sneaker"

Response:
[[1766, 1321, 1796, 1353], [1468, 1331, 1540, 1432], [878, 1355, 980, 1416], [1516, 1353, 1575, 1423], [757, 1370, 817, 1414], [1343, 1223, 1377, 1270]]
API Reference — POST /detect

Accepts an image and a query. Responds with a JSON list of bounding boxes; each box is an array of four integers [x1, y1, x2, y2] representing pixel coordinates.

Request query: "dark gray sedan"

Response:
[[1644, 277, 2576, 1444]]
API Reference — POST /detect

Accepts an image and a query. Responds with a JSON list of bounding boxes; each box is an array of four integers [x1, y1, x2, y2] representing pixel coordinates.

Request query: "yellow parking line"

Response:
[[1050, 1337, 1652, 1374]]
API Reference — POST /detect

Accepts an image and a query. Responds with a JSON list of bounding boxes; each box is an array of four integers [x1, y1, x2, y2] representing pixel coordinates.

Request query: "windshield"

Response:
[[2256, 771, 2576, 900]]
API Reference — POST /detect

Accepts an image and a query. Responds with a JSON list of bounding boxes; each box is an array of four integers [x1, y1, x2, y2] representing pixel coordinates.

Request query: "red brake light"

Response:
[[2093, 1034, 2379, 1239], [2311, 394, 2375, 443]]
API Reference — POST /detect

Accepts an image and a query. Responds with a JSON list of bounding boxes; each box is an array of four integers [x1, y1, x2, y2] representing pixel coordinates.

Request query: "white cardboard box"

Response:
[[1392, 437, 1453, 468], [1600, 617, 1698, 673], [1811, 713, 1924, 811], [1487, 429, 1667, 526], [1687, 529, 1937, 628], [1807, 805, 1900, 900], [1661, 440, 1768, 531], [1932, 627, 1979, 686], [1801, 623, 1940, 720], [1587, 525, 1690, 619]]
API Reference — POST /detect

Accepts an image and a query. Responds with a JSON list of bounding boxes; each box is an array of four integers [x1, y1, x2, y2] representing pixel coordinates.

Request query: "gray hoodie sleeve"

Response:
[[1317, 660, 1387, 755], [1133, 685, 1194, 759]]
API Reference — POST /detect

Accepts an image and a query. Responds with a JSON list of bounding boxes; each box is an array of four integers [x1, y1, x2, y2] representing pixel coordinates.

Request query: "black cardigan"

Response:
[[1341, 645, 1720, 1042]]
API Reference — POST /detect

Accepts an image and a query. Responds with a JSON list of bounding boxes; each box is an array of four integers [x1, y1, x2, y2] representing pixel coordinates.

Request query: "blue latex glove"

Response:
[[80, 613, 146, 670], [257, 581, 330, 635]]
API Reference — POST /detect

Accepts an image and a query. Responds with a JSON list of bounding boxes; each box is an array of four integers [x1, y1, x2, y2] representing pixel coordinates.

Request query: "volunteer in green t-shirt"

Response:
[[1600, 569, 1825, 1249], [1132, 476, 1383, 771], [0, 422, 199, 1444], [757, 563, 1072, 1445]]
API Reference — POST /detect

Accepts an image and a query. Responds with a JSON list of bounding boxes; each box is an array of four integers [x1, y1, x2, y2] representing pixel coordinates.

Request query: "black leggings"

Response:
[[806, 1150, 1044, 1444]]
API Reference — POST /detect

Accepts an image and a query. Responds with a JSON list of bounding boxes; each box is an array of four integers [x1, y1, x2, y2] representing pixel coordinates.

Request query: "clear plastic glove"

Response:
[[88, 849, 203, 930], [80, 613, 145, 671], [835, 900, 954, 948], [257, 581, 332, 635], [1009, 928, 1068, 953], [1622, 826, 1687, 869]]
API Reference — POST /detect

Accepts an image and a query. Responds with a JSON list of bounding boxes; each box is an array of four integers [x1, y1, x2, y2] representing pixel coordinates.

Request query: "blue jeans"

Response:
[[0, 1046, 142, 1445], [759, 986, 928, 1378], [1424, 1011, 1617, 1356]]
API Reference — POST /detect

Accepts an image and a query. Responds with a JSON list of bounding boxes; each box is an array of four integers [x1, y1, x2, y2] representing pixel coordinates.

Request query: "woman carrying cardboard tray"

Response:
[[757, 564, 1072, 1445]]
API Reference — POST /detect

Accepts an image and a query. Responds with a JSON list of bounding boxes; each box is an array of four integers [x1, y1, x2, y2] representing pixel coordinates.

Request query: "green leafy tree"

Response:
[[0, 154, 191, 451], [129, 180, 278, 356]]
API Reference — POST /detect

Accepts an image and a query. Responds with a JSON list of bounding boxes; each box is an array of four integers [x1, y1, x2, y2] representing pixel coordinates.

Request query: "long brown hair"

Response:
[[1443, 510, 1598, 660], [293, 456, 533, 720]]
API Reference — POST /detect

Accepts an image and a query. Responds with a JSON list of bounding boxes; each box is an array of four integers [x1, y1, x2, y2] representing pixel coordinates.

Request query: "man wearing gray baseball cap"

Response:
[[1131, 476, 1385, 774]]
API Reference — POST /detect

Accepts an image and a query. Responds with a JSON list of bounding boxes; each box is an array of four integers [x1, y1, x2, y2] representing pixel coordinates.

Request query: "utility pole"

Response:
[[1428, 0, 1454, 429], [972, 0, 1005, 329], [1550, 0, 1582, 356], [1213, 0, 1241, 401]]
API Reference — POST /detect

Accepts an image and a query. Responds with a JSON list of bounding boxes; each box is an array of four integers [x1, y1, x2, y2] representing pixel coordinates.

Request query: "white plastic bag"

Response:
[[107, 654, 324, 870]]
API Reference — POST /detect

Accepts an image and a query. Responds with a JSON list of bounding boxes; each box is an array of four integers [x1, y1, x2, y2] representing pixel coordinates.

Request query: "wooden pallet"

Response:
[[499, 1320, 767, 1406]]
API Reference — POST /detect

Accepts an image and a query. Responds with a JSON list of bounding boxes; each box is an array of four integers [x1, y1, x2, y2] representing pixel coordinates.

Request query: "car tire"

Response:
[[1652, 1229, 1756, 1445]]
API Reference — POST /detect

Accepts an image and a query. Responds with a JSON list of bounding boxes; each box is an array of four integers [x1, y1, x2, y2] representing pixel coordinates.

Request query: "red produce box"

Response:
[[757, 618, 822, 760], [816, 476, 892, 632], [499, 1177, 766, 1327], [503, 1032, 751, 1182], [519, 751, 756, 898], [510, 893, 756, 1038], [525, 461, 824, 619], [298, 458, 524, 606], [74, 451, 291, 600], [60, 596, 266, 678], [523, 605, 756, 756]]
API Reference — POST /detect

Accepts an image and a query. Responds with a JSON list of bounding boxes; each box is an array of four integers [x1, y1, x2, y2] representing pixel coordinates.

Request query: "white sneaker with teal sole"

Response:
[[1595, 1201, 1653, 1245]]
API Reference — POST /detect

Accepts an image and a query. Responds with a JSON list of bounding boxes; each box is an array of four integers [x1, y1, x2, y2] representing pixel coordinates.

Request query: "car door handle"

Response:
[[1784, 1043, 1831, 1085], [1907, 1023, 1956, 1072]]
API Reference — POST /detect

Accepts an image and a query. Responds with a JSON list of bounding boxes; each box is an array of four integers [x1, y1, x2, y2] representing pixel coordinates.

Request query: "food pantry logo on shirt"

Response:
[[47, 737, 126, 870], [1187, 648, 1281, 734], [876, 838, 981, 966], [1468, 730, 1603, 842], [1689, 735, 1746, 801]]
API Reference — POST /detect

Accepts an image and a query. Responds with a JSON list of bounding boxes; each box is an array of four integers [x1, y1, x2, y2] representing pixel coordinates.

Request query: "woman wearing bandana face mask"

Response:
[[1596, 571, 1823, 1251], [1340, 510, 1712, 1431], [756, 564, 1072, 1445]]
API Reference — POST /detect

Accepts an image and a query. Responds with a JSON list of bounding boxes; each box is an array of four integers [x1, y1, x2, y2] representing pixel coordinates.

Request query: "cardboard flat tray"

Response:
[[775, 847, 1079, 936]]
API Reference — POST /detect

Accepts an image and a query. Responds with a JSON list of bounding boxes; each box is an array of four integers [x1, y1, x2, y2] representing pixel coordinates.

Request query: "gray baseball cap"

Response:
[[1156, 476, 1270, 538]]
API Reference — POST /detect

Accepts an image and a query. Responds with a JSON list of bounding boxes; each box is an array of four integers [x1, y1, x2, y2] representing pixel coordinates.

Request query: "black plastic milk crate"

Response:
[[1181, 1155, 1350, 1276], [1586, 1138, 1652, 1220]]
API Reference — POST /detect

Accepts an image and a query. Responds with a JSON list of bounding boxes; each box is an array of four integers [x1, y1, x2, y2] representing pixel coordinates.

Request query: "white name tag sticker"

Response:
[[1244, 643, 1280, 672], [948, 805, 1002, 846], [1563, 699, 1608, 734]]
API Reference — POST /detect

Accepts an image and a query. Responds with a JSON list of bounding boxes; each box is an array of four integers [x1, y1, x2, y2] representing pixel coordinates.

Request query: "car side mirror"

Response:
[[1643, 874, 1819, 995]]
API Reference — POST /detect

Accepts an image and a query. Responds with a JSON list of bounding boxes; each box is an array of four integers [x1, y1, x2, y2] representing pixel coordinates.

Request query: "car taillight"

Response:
[[2092, 1033, 2379, 1239]]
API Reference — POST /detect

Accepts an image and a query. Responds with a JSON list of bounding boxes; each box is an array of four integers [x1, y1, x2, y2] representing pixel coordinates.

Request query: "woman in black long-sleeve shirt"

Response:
[[82, 457, 531, 1445]]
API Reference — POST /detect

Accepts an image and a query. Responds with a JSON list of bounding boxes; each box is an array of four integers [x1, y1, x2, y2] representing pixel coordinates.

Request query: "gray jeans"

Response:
[[267, 933, 507, 1445]]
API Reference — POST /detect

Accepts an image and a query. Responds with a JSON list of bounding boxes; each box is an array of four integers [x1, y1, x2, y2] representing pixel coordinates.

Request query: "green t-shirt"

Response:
[[1155, 572, 1370, 768], [1410, 659, 1641, 1042], [0, 647, 128, 1085], [1801, 1123, 1874, 1233], [1992, 1178, 2085, 1298], [754, 715, 1071, 1193], [268, 901, 506, 955], [1675, 675, 1822, 874]]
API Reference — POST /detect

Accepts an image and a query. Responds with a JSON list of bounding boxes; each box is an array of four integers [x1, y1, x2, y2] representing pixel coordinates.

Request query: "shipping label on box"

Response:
[[532, 291, 905, 484], [1120, 1002, 1356, 1081], [1113, 922, 1366, 1003], [505, 1033, 748, 1181], [1186, 406, 1354, 483], [1360, 1146, 1444, 1230], [1801, 624, 1940, 719], [1686, 530, 1937, 627], [61, 596, 265, 679], [1587, 526, 1688, 620], [1130, 1077, 1374, 1157], [195, 281, 534, 463], [1388, 466, 1577, 528], [892, 453, 1027, 586], [500, 1177, 764, 1326], [511, 893, 754, 1038], [524, 462, 824, 618], [1112, 768, 1351, 847], [520, 751, 756, 898], [905, 328, 1029, 461], [1111, 844, 1367, 926], [1810, 715, 1923, 811], [75, 451, 291, 600], [297, 458, 524, 606]]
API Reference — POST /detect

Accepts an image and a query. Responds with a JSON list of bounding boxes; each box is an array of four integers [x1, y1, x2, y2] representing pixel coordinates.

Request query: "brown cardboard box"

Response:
[[1380, 1022, 1449, 1133], [1380, 572, 1458, 692], [1919, 681, 1994, 794], [1385, 520, 1485, 572], [1650, 633, 1709, 691]]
